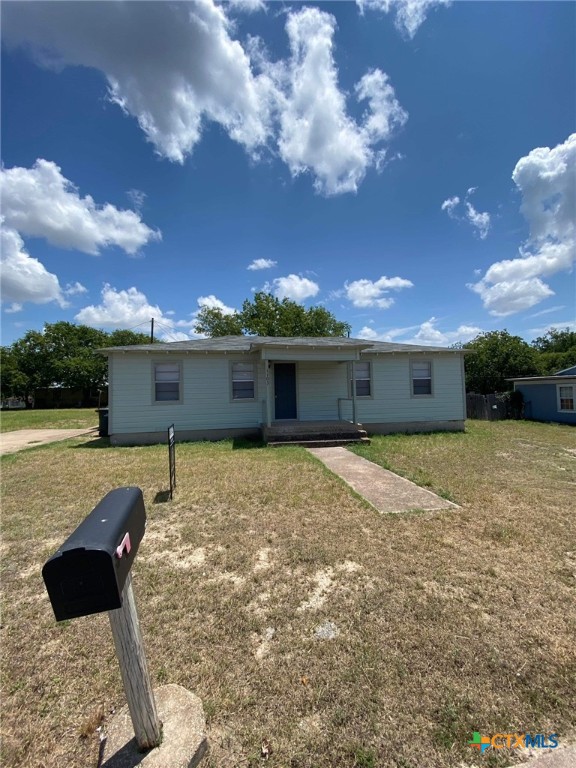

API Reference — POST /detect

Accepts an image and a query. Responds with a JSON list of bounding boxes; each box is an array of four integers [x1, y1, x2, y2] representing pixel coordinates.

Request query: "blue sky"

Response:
[[1, 0, 575, 346]]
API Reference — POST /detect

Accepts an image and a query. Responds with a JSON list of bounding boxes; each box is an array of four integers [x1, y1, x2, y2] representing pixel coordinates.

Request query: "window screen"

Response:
[[412, 361, 432, 396], [232, 362, 255, 400], [559, 385, 574, 411], [353, 362, 371, 397], [154, 363, 180, 401]]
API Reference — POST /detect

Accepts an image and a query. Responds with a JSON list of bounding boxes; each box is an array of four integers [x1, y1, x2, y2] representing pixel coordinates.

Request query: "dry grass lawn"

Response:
[[1, 420, 575, 767]]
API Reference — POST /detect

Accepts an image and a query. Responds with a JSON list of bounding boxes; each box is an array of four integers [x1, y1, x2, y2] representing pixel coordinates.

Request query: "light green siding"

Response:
[[109, 353, 264, 435], [296, 361, 349, 421], [356, 354, 465, 423], [107, 350, 465, 439]]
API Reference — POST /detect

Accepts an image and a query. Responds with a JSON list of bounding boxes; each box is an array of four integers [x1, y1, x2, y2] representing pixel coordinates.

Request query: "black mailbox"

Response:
[[42, 487, 146, 621]]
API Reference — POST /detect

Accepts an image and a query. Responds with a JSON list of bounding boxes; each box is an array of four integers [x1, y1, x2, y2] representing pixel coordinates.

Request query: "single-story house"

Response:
[[509, 365, 576, 425], [98, 336, 468, 445]]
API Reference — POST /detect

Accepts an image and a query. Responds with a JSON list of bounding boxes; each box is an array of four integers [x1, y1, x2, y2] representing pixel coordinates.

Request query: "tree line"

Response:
[[1, 295, 574, 403], [461, 328, 576, 394], [1, 323, 152, 403]]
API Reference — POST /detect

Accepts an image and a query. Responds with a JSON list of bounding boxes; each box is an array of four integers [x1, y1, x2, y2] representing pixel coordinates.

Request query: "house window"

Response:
[[352, 362, 371, 397], [558, 384, 575, 411], [154, 362, 181, 402], [411, 360, 432, 396], [232, 362, 255, 400]]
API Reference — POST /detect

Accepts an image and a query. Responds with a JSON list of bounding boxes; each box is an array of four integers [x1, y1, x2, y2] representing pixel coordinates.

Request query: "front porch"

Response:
[[262, 419, 370, 447]]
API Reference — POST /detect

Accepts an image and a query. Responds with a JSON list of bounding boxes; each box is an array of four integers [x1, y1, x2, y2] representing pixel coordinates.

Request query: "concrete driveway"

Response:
[[0, 428, 98, 456]]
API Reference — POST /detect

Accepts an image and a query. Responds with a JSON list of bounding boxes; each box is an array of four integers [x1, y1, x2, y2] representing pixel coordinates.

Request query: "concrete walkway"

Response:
[[307, 446, 458, 514], [0, 428, 98, 456]]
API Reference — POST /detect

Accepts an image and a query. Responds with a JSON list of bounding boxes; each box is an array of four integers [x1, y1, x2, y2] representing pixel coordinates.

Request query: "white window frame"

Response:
[[231, 361, 256, 402], [411, 359, 433, 397], [153, 361, 182, 404], [557, 383, 575, 412], [351, 361, 372, 398]]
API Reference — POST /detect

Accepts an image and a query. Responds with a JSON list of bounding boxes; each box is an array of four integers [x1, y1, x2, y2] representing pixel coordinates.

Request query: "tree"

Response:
[[45, 322, 109, 391], [108, 329, 155, 346], [195, 292, 351, 337], [463, 330, 540, 393], [193, 307, 244, 337], [531, 327, 576, 375], [0, 346, 29, 399], [6, 323, 156, 406], [10, 329, 56, 393], [531, 327, 576, 353]]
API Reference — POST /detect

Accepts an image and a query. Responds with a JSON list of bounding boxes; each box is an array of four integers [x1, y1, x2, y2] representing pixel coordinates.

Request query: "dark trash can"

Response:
[[96, 408, 109, 437]]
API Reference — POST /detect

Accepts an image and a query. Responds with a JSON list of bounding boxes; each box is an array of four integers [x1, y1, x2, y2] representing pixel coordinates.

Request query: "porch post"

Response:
[[266, 361, 272, 428], [351, 361, 357, 424]]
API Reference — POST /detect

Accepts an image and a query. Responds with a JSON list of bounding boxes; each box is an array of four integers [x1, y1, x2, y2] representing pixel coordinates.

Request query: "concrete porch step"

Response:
[[268, 437, 371, 448], [266, 429, 368, 443], [262, 420, 368, 446]]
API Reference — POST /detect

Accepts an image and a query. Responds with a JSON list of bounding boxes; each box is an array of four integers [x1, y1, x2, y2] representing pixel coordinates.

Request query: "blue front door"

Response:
[[274, 363, 297, 419]]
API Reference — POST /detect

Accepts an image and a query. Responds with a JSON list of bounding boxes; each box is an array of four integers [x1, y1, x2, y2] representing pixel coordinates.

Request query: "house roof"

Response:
[[555, 365, 576, 376], [98, 335, 465, 355], [508, 363, 576, 383], [509, 375, 576, 384]]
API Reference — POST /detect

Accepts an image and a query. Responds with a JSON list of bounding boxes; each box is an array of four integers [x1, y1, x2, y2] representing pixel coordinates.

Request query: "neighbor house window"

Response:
[[352, 362, 371, 397], [154, 362, 181, 402], [411, 360, 432, 396], [558, 384, 575, 411], [232, 362, 255, 400]]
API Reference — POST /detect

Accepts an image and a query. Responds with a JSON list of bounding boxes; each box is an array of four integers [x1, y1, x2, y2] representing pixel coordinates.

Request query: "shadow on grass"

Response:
[[153, 490, 172, 504], [73, 437, 111, 449], [232, 436, 265, 450]]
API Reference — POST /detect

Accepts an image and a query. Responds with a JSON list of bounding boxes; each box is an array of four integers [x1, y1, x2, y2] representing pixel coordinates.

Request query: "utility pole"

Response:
[[150, 318, 154, 343]]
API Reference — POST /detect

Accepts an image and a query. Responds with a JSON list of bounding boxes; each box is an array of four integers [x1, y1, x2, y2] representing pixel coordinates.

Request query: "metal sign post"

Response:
[[168, 424, 176, 499]]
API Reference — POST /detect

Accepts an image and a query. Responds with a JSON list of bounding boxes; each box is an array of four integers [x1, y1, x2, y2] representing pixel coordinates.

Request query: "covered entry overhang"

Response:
[[248, 338, 374, 429]]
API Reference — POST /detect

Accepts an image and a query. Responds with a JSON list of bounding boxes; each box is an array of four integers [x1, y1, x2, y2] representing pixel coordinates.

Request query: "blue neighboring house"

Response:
[[509, 365, 576, 425]]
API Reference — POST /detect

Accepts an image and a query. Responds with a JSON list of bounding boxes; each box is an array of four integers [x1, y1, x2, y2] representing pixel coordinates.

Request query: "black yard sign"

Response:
[[168, 424, 176, 499]]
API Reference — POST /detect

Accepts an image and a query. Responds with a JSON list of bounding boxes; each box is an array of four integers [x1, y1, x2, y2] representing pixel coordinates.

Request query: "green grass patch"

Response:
[[0, 408, 97, 432]]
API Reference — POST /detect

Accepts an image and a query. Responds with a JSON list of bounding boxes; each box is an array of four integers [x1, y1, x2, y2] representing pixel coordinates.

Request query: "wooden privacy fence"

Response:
[[466, 393, 517, 420]]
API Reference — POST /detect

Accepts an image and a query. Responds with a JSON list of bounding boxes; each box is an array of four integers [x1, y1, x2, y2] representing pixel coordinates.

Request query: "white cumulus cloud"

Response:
[[2, 1, 275, 164], [441, 189, 490, 239], [345, 275, 413, 308], [248, 258, 277, 270], [0, 224, 66, 308], [470, 133, 576, 316], [357, 326, 379, 340], [357, 0, 451, 38], [227, 0, 266, 12], [277, 8, 407, 195], [75, 284, 175, 336], [2, 2, 406, 196], [196, 294, 237, 314], [441, 195, 460, 217], [464, 201, 490, 240], [358, 317, 482, 345], [64, 282, 88, 296], [410, 318, 483, 345], [1, 159, 160, 255], [264, 274, 319, 301], [469, 277, 555, 317]]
